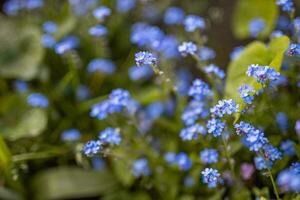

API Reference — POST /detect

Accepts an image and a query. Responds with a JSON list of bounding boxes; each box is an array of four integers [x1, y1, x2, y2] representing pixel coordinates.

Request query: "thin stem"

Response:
[[267, 167, 281, 200], [221, 135, 235, 179], [12, 149, 67, 163]]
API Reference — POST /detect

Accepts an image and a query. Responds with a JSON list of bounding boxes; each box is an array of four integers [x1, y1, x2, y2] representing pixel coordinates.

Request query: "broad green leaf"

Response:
[[0, 135, 12, 175], [233, 0, 278, 39], [0, 18, 43, 80], [2, 108, 48, 141], [31, 167, 119, 200], [225, 36, 290, 123], [111, 158, 134, 186]]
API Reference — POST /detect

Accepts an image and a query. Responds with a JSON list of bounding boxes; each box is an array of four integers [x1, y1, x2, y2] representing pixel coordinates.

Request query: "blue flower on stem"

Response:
[[180, 124, 206, 141], [188, 79, 212, 101], [99, 127, 121, 145], [210, 99, 239, 117], [200, 149, 219, 164], [89, 25, 107, 37], [176, 152, 192, 171], [178, 41, 197, 57], [238, 84, 255, 104], [184, 15, 206, 32], [135, 51, 157, 66], [201, 168, 221, 188], [87, 59, 115, 74], [207, 118, 225, 137], [27, 93, 49, 108], [83, 140, 102, 157], [164, 7, 185, 25], [132, 158, 151, 177]]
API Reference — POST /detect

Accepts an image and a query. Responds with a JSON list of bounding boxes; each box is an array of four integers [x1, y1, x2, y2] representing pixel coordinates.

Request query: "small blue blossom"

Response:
[[230, 46, 244, 60], [207, 118, 225, 137], [263, 145, 282, 161], [249, 18, 265, 37], [69, 0, 97, 16], [204, 64, 225, 79], [180, 124, 206, 141], [14, 80, 29, 93], [89, 25, 107, 37], [276, 112, 288, 132], [286, 43, 300, 57], [132, 158, 151, 177], [178, 41, 197, 57], [254, 156, 271, 170], [295, 120, 300, 136], [61, 129, 81, 141], [27, 93, 49, 108], [128, 65, 153, 81], [92, 157, 105, 171], [271, 30, 284, 38], [291, 163, 300, 174], [246, 64, 280, 84], [83, 140, 102, 157], [294, 17, 300, 32], [210, 99, 239, 117], [135, 51, 157, 66], [3, 0, 43, 15], [43, 21, 57, 34], [145, 101, 164, 120], [181, 100, 208, 126], [198, 46, 216, 61], [41, 34, 56, 48], [238, 84, 255, 104], [116, 0, 135, 13], [87, 59, 116, 74], [200, 149, 219, 164], [164, 7, 185, 25], [93, 6, 111, 21], [234, 121, 255, 135], [156, 35, 179, 58], [276, 0, 294, 12], [99, 127, 121, 145], [201, 168, 221, 188], [55, 36, 79, 54], [243, 129, 268, 152], [109, 89, 131, 106], [188, 79, 212, 101], [176, 152, 192, 171], [280, 140, 295, 156], [130, 23, 164, 49], [184, 15, 205, 32], [176, 68, 192, 96], [76, 85, 90, 101], [164, 152, 177, 164], [277, 169, 300, 193], [184, 176, 195, 187]]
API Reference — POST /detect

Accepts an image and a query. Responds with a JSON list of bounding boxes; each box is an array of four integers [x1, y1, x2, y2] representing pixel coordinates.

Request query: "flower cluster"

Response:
[[246, 64, 280, 84], [201, 168, 221, 188], [210, 99, 239, 117]]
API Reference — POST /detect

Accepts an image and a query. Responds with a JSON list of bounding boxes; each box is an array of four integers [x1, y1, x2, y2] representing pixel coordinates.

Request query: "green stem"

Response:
[[221, 135, 235, 178], [12, 149, 67, 163], [267, 167, 281, 200]]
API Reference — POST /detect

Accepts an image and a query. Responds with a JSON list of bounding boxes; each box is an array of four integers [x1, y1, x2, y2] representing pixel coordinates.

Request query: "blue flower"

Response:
[[55, 36, 79, 54], [128, 65, 153, 81], [201, 168, 221, 188], [276, 0, 294, 12], [291, 163, 300, 174], [234, 121, 255, 135], [27, 93, 49, 108], [164, 7, 185, 25], [246, 64, 280, 84], [164, 152, 177, 164], [69, 0, 97, 16], [294, 17, 300, 32], [131, 23, 164, 49], [276, 112, 288, 132], [184, 15, 205, 32], [296, 120, 300, 136], [116, 0, 136, 13], [176, 68, 192, 96], [230, 46, 244, 60], [243, 129, 268, 152], [176, 152, 192, 171], [89, 25, 107, 37], [99, 127, 121, 145], [156, 35, 179, 58], [271, 30, 284, 38], [254, 156, 272, 170], [286, 43, 300, 57], [61, 129, 81, 141], [249, 18, 265, 37], [92, 157, 106, 171], [184, 176, 195, 187], [263, 145, 282, 161], [178, 41, 197, 57], [87, 59, 116, 74], [188, 79, 212, 101], [76, 85, 90, 101], [180, 124, 206, 141], [277, 169, 300, 193], [14, 80, 29, 93], [200, 149, 219, 164], [181, 100, 208, 126], [207, 118, 225, 137], [93, 6, 111, 21], [135, 51, 157, 66], [204, 64, 225, 79], [132, 158, 151, 177], [43, 21, 57, 34], [41, 34, 56, 48], [238, 84, 255, 104], [83, 140, 102, 157], [210, 99, 239, 117], [280, 140, 295, 156], [198, 46, 216, 61]]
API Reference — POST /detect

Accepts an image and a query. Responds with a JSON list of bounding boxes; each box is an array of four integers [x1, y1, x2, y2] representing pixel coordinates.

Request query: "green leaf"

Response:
[[0, 18, 44, 80], [233, 0, 278, 39], [0, 135, 12, 175], [225, 36, 290, 122], [2, 108, 48, 141], [30, 167, 119, 200]]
